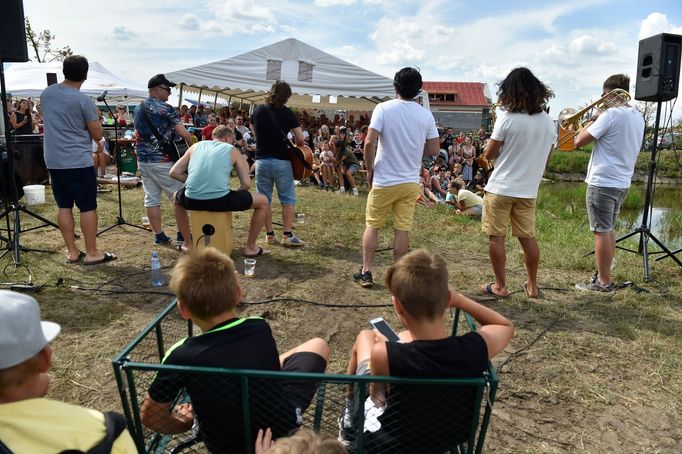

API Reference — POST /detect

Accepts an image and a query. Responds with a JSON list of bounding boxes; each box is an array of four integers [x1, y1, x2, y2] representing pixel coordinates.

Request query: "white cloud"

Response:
[[569, 35, 616, 55], [111, 26, 136, 41], [180, 14, 200, 30], [639, 12, 682, 40], [314, 0, 356, 6]]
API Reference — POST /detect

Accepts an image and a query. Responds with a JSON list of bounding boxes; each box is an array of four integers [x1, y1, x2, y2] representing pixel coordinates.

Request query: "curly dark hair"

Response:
[[496, 67, 553, 114], [265, 80, 292, 107]]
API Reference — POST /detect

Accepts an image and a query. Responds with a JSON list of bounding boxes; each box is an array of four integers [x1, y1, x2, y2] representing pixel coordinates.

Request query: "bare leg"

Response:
[[518, 236, 540, 297], [594, 231, 615, 284], [282, 204, 295, 233], [346, 329, 380, 375], [486, 235, 509, 297], [244, 194, 269, 256], [146, 205, 163, 235], [346, 169, 357, 189], [264, 204, 273, 234], [361, 226, 379, 273], [173, 203, 192, 252], [79, 210, 102, 261], [57, 208, 81, 261], [279, 337, 330, 365], [393, 229, 409, 262]]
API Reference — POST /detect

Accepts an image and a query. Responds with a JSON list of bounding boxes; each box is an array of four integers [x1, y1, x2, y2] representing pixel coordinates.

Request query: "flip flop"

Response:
[[522, 281, 544, 299], [84, 252, 117, 266], [244, 247, 270, 258], [480, 282, 509, 299], [177, 244, 190, 254], [65, 251, 86, 264]]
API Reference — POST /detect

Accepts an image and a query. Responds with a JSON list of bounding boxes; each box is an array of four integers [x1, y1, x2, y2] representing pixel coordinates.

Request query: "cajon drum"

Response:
[[189, 211, 234, 255]]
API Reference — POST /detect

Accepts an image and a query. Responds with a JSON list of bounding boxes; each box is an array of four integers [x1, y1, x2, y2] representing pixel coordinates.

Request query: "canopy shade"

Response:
[[4, 61, 148, 100], [165, 38, 398, 110]]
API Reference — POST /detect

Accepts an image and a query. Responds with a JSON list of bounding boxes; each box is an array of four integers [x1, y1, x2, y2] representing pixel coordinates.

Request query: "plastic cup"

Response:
[[244, 258, 256, 277], [142, 216, 151, 229], [297, 213, 305, 224]]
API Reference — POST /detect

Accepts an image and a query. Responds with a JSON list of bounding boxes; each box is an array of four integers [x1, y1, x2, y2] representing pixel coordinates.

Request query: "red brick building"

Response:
[[422, 81, 493, 131]]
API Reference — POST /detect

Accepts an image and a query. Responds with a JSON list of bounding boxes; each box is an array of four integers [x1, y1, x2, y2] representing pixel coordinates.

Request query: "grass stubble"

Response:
[[5, 177, 680, 453]]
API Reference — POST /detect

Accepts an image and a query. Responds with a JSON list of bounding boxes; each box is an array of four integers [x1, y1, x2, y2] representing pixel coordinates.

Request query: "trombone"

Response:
[[556, 88, 631, 150]]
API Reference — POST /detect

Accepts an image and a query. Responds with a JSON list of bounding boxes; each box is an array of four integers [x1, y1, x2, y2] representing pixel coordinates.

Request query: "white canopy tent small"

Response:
[[4, 61, 147, 100], [165, 38, 407, 111]]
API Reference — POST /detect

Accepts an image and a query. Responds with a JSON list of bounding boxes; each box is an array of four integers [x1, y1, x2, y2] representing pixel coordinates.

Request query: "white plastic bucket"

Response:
[[23, 185, 45, 205]]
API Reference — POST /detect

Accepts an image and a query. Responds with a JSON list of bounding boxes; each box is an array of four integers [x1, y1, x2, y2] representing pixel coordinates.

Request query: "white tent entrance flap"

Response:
[[164, 38, 398, 110]]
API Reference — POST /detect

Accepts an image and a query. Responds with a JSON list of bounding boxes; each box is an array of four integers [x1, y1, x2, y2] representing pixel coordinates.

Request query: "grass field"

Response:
[[4, 177, 681, 453]]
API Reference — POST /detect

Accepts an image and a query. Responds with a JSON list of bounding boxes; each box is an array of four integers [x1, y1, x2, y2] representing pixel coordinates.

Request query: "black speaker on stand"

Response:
[[0, 0, 60, 270], [613, 33, 682, 279]]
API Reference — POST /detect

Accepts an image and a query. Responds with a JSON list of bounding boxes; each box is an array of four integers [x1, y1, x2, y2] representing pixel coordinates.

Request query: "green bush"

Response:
[[548, 149, 681, 178]]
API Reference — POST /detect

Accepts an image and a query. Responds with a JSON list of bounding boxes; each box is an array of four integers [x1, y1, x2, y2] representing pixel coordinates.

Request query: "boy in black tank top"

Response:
[[340, 249, 515, 452]]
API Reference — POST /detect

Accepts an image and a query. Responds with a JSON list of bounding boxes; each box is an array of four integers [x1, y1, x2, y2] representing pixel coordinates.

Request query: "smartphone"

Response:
[[369, 317, 400, 342]]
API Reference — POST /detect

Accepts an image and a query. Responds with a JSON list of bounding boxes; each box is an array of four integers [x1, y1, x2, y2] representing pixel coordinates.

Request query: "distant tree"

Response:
[[24, 17, 73, 62]]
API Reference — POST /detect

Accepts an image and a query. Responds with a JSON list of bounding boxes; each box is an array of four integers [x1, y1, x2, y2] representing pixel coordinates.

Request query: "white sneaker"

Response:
[[352, 188, 359, 196], [337, 187, 346, 194]]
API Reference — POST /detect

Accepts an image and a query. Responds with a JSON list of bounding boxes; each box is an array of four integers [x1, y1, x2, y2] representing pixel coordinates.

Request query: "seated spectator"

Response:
[[452, 162, 463, 180], [0, 290, 136, 452], [194, 105, 208, 128], [447, 180, 483, 217], [140, 248, 330, 453], [418, 166, 438, 206], [338, 250, 514, 452], [201, 114, 218, 140], [115, 104, 130, 127], [92, 137, 112, 178], [349, 130, 365, 166], [334, 139, 360, 196], [169, 125, 268, 257], [468, 168, 487, 194], [255, 428, 345, 454], [429, 166, 448, 200]]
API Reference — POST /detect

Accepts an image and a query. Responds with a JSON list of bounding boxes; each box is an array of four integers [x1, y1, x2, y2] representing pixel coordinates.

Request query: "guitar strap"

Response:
[[264, 105, 312, 170]]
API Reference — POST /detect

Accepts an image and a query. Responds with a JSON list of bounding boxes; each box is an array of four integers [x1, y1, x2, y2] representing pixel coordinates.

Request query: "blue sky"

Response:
[[19, 0, 682, 119]]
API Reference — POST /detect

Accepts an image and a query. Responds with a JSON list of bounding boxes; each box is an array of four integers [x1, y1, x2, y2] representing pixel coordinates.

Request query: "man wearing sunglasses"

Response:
[[134, 74, 192, 249]]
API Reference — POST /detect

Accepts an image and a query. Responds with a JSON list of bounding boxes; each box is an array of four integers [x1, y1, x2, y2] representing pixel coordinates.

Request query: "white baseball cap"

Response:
[[0, 290, 60, 369]]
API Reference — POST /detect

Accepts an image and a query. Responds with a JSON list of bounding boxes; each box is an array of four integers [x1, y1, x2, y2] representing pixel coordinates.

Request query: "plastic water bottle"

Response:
[[151, 251, 163, 287]]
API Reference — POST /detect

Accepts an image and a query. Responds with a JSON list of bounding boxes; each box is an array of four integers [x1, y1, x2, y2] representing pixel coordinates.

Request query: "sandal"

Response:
[[244, 247, 271, 258], [84, 252, 117, 266], [522, 281, 544, 299], [65, 251, 86, 264], [480, 282, 509, 299]]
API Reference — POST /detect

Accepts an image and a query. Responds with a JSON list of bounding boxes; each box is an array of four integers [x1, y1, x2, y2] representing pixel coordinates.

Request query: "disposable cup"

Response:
[[244, 258, 256, 277]]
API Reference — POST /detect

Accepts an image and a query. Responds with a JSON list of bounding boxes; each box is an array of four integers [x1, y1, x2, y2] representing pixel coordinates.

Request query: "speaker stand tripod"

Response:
[[96, 96, 148, 236]]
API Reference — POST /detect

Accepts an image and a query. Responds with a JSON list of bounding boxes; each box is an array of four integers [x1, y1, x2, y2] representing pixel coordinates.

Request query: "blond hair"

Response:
[[269, 428, 346, 454], [385, 250, 449, 320], [169, 248, 239, 319], [212, 125, 235, 140]]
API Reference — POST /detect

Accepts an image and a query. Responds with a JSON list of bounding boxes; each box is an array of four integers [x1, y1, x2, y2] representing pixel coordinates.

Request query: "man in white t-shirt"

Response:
[[481, 67, 557, 299], [353, 67, 440, 288], [574, 74, 644, 293]]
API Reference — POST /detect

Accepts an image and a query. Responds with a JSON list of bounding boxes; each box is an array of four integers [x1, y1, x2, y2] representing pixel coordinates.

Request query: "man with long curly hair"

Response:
[[251, 81, 306, 247], [480, 67, 557, 299]]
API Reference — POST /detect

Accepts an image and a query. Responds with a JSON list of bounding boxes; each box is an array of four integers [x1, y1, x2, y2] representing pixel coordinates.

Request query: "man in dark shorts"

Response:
[[169, 125, 270, 257], [40, 55, 116, 265], [140, 247, 329, 452]]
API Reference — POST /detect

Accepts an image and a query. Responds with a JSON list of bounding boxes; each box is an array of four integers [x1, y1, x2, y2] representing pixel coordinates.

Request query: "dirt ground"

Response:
[[6, 183, 681, 453]]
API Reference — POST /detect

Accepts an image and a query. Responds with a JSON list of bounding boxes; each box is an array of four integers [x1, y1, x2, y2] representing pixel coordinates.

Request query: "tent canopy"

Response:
[[4, 61, 147, 100], [165, 38, 399, 110]]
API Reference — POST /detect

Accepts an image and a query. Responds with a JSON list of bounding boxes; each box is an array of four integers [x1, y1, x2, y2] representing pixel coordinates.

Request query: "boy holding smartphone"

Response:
[[340, 249, 514, 451]]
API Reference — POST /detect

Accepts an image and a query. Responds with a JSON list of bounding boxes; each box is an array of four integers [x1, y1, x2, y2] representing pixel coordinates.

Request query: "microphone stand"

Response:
[[97, 95, 147, 236]]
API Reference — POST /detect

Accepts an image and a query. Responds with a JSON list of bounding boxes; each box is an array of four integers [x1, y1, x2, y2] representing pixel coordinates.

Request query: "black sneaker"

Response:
[[352, 268, 373, 288], [176, 232, 184, 244], [154, 232, 172, 245]]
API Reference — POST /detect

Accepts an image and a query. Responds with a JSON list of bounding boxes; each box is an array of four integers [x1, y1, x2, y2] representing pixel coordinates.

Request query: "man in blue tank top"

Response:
[[170, 125, 270, 257]]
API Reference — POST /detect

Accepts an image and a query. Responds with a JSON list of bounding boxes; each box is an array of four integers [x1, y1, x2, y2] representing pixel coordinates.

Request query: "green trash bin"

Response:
[[119, 146, 137, 174]]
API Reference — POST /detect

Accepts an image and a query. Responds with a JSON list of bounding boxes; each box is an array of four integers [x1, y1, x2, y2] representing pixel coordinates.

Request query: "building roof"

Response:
[[423, 82, 490, 106]]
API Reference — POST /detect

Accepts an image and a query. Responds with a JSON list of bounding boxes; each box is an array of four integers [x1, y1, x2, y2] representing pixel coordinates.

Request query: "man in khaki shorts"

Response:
[[353, 67, 440, 288], [480, 67, 557, 299]]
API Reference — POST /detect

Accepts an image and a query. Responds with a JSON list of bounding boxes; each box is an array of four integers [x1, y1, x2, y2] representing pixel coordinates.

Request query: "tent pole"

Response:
[[213, 92, 218, 109], [197, 88, 203, 106], [177, 84, 184, 108]]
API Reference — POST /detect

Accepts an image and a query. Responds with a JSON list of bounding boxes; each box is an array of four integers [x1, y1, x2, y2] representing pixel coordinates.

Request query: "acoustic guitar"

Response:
[[288, 141, 314, 180]]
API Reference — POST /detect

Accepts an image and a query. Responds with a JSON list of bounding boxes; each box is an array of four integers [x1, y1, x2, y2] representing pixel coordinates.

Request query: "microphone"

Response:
[[96, 90, 108, 102], [202, 224, 216, 247]]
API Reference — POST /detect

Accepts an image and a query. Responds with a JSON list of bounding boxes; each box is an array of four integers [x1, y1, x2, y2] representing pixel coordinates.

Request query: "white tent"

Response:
[[4, 61, 147, 100], [165, 38, 399, 110]]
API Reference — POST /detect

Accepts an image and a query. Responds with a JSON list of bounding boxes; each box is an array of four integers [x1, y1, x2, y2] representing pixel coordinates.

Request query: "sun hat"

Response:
[[0, 290, 61, 369]]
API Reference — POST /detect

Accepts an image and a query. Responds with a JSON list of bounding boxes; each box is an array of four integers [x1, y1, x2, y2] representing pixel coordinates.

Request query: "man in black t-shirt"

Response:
[[251, 81, 307, 247], [140, 248, 329, 453]]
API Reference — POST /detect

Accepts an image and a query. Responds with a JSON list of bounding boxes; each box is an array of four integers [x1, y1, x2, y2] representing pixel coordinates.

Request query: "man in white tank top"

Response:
[[575, 74, 644, 292]]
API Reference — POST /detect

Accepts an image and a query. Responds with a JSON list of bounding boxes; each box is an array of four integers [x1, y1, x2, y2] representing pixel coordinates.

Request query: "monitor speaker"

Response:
[[47, 73, 58, 86], [635, 33, 682, 102], [0, 0, 29, 62]]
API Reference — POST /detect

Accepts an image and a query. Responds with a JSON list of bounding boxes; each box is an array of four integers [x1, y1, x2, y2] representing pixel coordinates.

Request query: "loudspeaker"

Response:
[[635, 33, 682, 102], [46, 73, 58, 86], [0, 0, 29, 62]]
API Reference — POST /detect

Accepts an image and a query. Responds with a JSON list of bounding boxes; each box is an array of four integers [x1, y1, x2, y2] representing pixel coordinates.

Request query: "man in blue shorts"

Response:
[[41, 55, 117, 265]]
